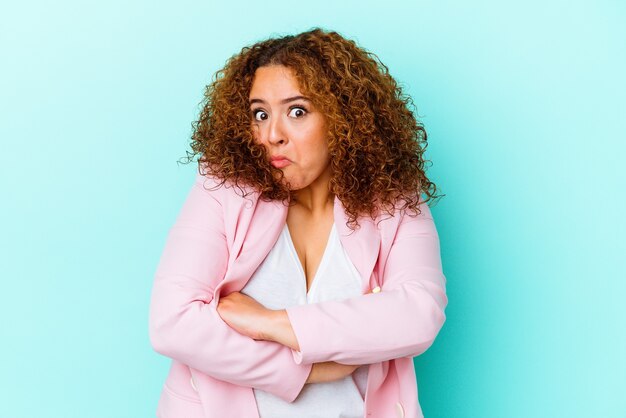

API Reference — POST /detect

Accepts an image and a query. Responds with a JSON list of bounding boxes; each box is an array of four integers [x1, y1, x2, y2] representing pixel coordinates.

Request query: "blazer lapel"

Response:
[[213, 197, 288, 304], [332, 195, 381, 293]]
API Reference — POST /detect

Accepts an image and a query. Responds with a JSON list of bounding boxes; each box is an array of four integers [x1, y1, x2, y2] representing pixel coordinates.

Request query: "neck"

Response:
[[291, 166, 334, 215]]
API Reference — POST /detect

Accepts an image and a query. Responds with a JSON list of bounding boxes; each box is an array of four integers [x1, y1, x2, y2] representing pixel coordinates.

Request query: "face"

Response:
[[249, 65, 330, 191]]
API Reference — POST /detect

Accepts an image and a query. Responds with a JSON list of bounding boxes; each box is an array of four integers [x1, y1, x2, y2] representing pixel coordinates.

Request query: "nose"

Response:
[[265, 114, 287, 146]]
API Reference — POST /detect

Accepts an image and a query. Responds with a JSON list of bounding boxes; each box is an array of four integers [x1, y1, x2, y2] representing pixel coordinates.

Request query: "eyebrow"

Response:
[[249, 95, 311, 105]]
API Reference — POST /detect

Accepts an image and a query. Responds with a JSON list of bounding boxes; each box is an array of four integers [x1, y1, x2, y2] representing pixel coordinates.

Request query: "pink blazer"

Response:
[[149, 172, 448, 418]]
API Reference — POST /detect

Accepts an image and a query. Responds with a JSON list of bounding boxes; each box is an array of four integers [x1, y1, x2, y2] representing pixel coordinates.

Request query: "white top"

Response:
[[241, 222, 369, 418]]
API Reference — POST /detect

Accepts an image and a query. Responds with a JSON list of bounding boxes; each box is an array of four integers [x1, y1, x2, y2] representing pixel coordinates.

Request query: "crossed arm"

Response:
[[149, 174, 447, 402], [218, 203, 448, 366]]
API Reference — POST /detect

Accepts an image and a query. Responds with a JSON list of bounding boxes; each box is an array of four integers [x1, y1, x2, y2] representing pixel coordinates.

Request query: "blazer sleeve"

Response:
[[284, 200, 448, 365], [148, 174, 312, 403]]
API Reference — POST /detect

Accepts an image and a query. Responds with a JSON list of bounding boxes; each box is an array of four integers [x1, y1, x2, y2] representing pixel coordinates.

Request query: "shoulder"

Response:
[[373, 192, 435, 234], [193, 170, 260, 209]]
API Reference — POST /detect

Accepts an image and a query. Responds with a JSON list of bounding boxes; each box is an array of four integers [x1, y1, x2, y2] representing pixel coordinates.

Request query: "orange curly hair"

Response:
[[181, 27, 442, 229]]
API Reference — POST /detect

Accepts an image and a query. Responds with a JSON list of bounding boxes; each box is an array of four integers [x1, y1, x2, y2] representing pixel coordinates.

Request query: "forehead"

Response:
[[249, 65, 303, 98]]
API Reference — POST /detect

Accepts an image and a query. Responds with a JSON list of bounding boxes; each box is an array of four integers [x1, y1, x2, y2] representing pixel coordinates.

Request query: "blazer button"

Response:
[[371, 286, 381, 293], [395, 401, 405, 418], [190, 376, 198, 392]]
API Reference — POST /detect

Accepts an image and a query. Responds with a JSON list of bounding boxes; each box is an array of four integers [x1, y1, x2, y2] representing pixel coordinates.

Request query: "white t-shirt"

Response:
[[241, 222, 369, 418]]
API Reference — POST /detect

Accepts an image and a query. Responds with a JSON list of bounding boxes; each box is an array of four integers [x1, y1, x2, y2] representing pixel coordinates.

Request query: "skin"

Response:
[[217, 65, 361, 384]]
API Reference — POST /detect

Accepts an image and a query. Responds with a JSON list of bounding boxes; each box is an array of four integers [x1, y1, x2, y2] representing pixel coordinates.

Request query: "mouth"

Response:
[[270, 156, 291, 168]]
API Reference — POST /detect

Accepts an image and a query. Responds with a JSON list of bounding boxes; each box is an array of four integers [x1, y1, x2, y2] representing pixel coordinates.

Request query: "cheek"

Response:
[[301, 145, 330, 175], [312, 134, 330, 163], [302, 125, 329, 159]]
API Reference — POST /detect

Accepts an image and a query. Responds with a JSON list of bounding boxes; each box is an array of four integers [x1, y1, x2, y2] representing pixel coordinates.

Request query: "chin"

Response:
[[284, 181, 302, 191], [282, 177, 304, 191]]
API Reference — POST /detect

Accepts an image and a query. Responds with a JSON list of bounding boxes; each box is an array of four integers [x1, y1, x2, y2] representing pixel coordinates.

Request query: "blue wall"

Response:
[[1, 1, 624, 416]]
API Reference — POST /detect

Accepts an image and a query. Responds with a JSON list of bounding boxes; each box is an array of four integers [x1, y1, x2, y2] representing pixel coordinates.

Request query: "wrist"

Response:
[[259, 309, 281, 342], [262, 309, 300, 351]]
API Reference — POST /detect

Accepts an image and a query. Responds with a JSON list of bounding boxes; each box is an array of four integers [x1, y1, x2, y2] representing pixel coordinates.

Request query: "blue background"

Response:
[[1, 1, 624, 417]]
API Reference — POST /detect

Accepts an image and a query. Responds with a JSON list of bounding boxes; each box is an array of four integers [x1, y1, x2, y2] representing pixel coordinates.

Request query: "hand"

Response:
[[218, 292, 302, 350], [306, 362, 362, 384], [216, 291, 272, 340]]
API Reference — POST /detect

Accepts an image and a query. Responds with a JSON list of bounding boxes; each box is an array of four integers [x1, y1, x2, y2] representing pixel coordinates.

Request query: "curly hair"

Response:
[[181, 27, 442, 229]]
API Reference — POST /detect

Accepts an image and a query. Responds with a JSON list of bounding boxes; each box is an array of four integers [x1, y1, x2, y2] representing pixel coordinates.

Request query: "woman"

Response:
[[149, 28, 447, 418]]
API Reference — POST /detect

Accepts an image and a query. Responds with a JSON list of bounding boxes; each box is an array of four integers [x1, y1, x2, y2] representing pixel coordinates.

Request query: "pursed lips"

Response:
[[270, 156, 291, 168]]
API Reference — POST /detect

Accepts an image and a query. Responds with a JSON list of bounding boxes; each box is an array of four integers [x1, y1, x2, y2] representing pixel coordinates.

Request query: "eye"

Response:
[[252, 109, 268, 121], [288, 106, 307, 118]]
